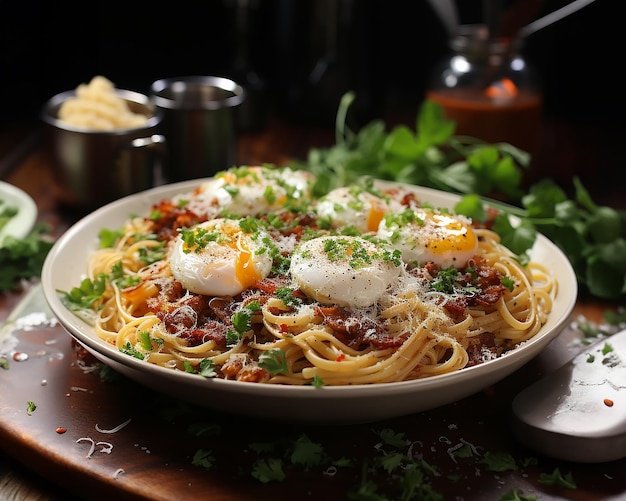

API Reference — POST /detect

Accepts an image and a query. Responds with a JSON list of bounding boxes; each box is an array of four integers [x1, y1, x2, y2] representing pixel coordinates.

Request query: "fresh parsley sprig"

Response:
[[295, 94, 626, 300], [294, 93, 530, 199]]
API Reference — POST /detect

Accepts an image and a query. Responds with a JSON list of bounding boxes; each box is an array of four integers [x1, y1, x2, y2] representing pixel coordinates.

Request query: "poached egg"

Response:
[[170, 218, 273, 296], [195, 165, 314, 216], [314, 186, 403, 233], [290, 235, 402, 308], [378, 208, 478, 269]]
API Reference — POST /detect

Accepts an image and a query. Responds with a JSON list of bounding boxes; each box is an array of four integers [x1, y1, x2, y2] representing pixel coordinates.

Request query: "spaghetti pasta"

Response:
[[61, 165, 556, 386]]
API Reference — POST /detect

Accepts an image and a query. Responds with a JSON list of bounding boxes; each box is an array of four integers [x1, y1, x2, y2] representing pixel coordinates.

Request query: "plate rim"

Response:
[[0, 180, 37, 245]]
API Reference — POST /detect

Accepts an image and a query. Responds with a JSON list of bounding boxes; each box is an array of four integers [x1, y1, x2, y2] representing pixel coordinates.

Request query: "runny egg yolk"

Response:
[[169, 219, 273, 296], [231, 234, 257, 289], [366, 200, 387, 233], [423, 213, 477, 255], [378, 209, 478, 269]]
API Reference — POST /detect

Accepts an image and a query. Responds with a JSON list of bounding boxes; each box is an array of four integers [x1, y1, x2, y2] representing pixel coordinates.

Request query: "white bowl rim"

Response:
[[41, 178, 578, 421]]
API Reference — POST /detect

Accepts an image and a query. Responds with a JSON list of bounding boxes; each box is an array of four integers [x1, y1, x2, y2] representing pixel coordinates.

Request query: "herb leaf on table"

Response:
[[0, 223, 53, 291]]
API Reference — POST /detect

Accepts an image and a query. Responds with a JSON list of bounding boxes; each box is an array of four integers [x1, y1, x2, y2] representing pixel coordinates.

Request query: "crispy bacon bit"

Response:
[[221, 354, 270, 383], [255, 277, 289, 294], [442, 296, 468, 319], [178, 322, 230, 347], [208, 297, 238, 323], [424, 256, 508, 319], [398, 190, 420, 207], [255, 277, 307, 299], [221, 354, 247, 379], [162, 306, 197, 332], [147, 199, 204, 241], [315, 306, 403, 349], [467, 256, 508, 306], [238, 365, 270, 383], [465, 332, 499, 367]]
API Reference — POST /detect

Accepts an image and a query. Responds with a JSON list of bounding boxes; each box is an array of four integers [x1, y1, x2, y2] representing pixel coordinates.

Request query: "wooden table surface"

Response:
[[1, 110, 625, 501]]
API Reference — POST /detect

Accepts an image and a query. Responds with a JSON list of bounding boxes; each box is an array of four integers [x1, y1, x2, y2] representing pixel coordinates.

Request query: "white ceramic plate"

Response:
[[0, 181, 37, 245], [41, 180, 578, 424]]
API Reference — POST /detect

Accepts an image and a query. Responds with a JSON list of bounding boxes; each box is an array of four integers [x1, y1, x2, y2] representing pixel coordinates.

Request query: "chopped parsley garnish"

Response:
[[239, 217, 260, 233], [110, 261, 141, 289], [138, 242, 166, 264], [60, 258, 146, 311], [225, 330, 240, 347], [197, 359, 218, 378], [61, 274, 107, 311], [384, 208, 424, 230], [236, 301, 261, 332], [223, 184, 239, 197], [258, 348, 288, 374], [226, 301, 262, 347], [138, 330, 154, 351], [322, 238, 401, 269], [120, 342, 145, 360], [98, 227, 123, 248], [266, 213, 285, 229], [263, 185, 276, 205], [430, 267, 460, 294], [26, 400, 37, 415], [275, 287, 300, 307], [271, 254, 291, 276], [183, 358, 217, 378], [501, 275, 516, 292], [180, 226, 220, 252]]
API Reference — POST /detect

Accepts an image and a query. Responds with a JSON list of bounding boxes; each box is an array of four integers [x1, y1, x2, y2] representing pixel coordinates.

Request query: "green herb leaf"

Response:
[[251, 458, 285, 483], [26, 400, 37, 415], [538, 467, 577, 489], [98, 228, 123, 248], [0, 224, 53, 291], [290, 434, 324, 467], [479, 451, 517, 472], [61, 274, 107, 311], [258, 348, 288, 374], [191, 449, 215, 469]]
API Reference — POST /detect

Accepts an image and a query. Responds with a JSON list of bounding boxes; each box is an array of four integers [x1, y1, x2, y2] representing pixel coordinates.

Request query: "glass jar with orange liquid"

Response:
[[426, 24, 542, 155]]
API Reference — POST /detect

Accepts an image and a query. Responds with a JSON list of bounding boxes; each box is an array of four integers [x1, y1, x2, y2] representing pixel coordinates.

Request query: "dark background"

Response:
[[1, 0, 619, 128]]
